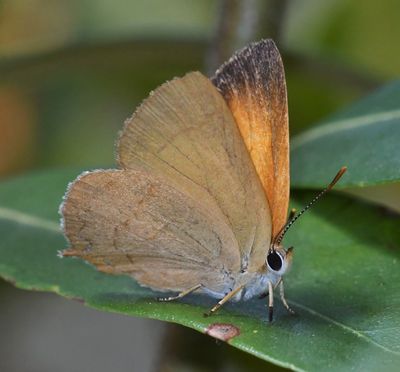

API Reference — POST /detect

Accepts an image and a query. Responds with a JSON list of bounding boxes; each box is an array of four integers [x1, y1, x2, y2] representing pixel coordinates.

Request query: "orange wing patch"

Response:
[[212, 39, 289, 238]]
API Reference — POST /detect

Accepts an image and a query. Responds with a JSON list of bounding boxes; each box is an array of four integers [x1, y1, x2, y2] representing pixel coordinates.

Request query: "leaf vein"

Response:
[[291, 109, 400, 150], [290, 300, 400, 356], [0, 207, 60, 233]]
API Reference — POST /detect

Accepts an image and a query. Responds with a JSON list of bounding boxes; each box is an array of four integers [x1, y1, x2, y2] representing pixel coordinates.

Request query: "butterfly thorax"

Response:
[[202, 244, 293, 302], [201, 268, 280, 301], [241, 270, 282, 301]]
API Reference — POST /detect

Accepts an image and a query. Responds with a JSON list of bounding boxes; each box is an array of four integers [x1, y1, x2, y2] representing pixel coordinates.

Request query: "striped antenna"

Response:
[[273, 166, 347, 246]]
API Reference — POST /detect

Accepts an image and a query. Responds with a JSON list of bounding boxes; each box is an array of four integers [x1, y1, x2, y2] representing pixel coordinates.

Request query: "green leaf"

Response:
[[1, 169, 400, 371], [291, 80, 400, 188], [343, 183, 400, 214]]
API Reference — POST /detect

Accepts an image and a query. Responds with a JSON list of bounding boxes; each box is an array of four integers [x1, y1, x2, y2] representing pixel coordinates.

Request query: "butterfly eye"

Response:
[[267, 251, 283, 272]]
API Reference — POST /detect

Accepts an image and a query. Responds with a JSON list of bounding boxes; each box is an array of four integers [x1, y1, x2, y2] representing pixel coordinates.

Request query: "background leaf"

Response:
[[1, 169, 399, 371], [291, 80, 400, 188]]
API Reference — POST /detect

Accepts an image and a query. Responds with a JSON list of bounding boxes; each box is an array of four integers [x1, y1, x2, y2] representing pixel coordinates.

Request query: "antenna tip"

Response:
[[329, 166, 347, 189]]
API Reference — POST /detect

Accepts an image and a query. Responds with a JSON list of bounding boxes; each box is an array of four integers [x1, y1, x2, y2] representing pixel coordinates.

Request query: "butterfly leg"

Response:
[[279, 280, 295, 315], [268, 281, 274, 322], [204, 285, 245, 317], [157, 284, 203, 302]]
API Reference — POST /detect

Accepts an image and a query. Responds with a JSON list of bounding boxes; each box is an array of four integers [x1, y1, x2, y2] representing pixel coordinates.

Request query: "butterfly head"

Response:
[[265, 167, 348, 277], [266, 245, 293, 276]]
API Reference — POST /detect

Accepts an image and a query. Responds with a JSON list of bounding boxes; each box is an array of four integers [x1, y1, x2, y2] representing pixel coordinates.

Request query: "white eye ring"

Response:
[[266, 251, 283, 272]]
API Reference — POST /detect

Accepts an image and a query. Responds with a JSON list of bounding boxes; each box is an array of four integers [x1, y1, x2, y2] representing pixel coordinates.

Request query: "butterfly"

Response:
[[60, 39, 346, 321]]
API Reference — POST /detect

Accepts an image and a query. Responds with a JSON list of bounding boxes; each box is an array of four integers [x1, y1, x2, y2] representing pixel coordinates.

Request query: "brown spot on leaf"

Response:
[[205, 323, 240, 342]]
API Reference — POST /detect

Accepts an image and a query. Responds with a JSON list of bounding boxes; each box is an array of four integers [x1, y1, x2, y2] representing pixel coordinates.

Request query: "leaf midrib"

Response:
[[289, 300, 400, 356], [0, 206, 398, 357], [291, 109, 400, 150], [0, 207, 60, 232]]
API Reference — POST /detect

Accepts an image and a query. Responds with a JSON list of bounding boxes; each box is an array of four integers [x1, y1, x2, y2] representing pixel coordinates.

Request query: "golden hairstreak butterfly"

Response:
[[60, 39, 346, 321]]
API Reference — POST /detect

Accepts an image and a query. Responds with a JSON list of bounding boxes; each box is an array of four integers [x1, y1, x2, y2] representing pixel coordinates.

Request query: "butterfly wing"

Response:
[[212, 39, 289, 238], [117, 72, 271, 273], [61, 169, 240, 293]]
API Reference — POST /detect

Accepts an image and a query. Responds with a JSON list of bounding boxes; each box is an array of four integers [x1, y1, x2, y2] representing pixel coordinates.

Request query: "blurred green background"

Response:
[[0, 0, 399, 371]]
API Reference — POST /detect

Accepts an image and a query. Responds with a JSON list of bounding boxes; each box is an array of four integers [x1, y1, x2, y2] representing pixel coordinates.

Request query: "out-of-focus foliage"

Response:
[[1, 0, 398, 177], [0, 1, 399, 371], [0, 0, 216, 56], [285, 0, 400, 77]]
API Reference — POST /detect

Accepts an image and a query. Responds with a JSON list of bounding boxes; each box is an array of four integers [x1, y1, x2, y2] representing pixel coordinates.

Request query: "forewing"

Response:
[[117, 72, 271, 272], [212, 39, 289, 237], [61, 169, 240, 293]]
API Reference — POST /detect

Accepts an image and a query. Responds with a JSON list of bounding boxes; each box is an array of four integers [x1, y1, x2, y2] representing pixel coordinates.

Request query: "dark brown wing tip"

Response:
[[211, 39, 286, 103], [212, 39, 280, 77]]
